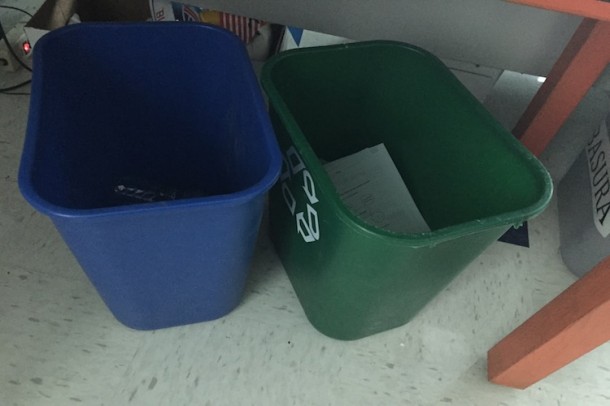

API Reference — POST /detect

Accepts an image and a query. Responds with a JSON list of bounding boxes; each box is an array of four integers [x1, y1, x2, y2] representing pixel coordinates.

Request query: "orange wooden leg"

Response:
[[507, 0, 610, 22], [513, 19, 610, 156], [488, 256, 610, 389]]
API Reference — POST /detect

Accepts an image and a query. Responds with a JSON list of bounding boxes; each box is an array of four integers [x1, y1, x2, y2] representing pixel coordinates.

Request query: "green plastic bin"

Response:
[[261, 41, 552, 340]]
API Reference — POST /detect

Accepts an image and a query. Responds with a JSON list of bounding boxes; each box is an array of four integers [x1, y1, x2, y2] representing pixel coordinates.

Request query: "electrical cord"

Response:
[[0, 5, 34, 18], [0, 78, 31, 93], [0, 5, 33, 94]]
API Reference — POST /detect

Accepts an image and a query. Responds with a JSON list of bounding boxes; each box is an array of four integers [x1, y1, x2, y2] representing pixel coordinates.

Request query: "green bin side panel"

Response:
[[263, 41, 552, 340], [270, 185, 508, 340]]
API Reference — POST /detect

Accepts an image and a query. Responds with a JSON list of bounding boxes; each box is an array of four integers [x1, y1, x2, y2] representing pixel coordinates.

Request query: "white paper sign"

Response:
[[324, 144, 430, 234], [586, 116, 610, 238]]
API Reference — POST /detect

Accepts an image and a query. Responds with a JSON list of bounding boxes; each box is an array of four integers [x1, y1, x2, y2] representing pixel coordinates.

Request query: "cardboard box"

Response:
[[24, 0, 150, 48], [24, 0, 278, 59], [149, 1, 275, 59]]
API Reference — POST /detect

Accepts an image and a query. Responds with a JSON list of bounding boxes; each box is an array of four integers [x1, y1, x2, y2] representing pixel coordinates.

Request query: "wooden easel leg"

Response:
[[488, 256, 610, 389], [513, 19, 610, 156]]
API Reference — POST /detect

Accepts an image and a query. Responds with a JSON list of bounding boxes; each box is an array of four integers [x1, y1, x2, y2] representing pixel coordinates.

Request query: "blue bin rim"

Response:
[[19, 22, 282, 219], [262, 41, 554, 247]]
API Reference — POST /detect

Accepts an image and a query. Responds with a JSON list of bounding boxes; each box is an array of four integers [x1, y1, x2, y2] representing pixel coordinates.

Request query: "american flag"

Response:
[[173, 4, 266, 44], [219, 12, 265, 43], [181, 6, 200, 22]]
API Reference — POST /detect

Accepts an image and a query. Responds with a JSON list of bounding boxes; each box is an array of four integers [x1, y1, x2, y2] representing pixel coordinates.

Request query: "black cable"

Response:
[[0, 78, 30, 93], [0, 5, 34, 18], [0, 5, 33, 93]]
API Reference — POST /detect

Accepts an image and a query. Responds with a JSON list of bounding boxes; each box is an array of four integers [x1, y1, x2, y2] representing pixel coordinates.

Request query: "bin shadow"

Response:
[[239, 204, 293, 306]]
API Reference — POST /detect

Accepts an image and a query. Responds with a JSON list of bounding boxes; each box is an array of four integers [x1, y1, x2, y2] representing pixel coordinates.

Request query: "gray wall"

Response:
[[194, 0, 582, 76]]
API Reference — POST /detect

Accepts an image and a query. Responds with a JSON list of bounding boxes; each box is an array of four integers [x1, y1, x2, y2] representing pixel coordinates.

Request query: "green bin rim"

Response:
[[261, 40, 553, 247]]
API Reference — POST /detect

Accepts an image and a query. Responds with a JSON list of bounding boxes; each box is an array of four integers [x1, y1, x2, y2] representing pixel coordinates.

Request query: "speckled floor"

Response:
[[2, 3, 610, 405]]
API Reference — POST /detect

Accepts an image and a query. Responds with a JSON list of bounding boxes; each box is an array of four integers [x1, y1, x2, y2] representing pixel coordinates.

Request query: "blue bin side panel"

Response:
[[53, 196, 265, 330]]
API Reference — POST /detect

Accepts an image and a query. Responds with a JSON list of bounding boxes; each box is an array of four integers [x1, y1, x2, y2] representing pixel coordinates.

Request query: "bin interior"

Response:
[[267, 43, 548, 231], [26, 24, 272, 211]]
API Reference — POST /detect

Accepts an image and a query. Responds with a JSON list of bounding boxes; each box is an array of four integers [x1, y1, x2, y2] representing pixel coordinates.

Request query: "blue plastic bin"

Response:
[[18, 23, 282, 330]]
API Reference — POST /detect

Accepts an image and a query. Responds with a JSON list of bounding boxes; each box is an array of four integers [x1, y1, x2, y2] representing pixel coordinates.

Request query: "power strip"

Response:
[[0, 22, 31, 72]]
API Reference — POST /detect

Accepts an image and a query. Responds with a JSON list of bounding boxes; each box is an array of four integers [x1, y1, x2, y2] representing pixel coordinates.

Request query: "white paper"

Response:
[[324, 144, 430, 234]]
